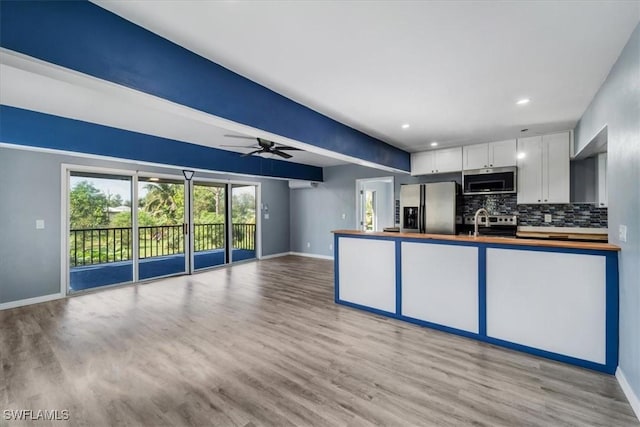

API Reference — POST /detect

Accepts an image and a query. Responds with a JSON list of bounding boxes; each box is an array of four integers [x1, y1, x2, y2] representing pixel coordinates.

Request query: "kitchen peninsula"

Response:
[[333, 230, 620, 373]]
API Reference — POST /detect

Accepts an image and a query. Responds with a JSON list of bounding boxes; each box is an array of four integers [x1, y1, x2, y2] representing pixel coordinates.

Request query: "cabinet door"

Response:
[[597, 153, 607, 207], [411, 151, 435, 176], [489, 139, 517, 168], [434, 147, 462, 173], [517, 136, 543, 204], [463, 143, 489, 170], [543, 132, 570, 203]]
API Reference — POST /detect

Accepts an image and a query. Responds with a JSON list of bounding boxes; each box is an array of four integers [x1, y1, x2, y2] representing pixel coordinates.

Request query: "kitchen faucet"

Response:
[[474, 208, 490, 237]]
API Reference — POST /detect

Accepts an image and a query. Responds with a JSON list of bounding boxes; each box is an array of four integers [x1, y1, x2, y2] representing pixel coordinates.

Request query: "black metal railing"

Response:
[[232, 223, 255, 250], [69, 227, 133, 267], [138, 225, 185, 259], [69, 223, 256, 267], [193, 223, 225, 252]]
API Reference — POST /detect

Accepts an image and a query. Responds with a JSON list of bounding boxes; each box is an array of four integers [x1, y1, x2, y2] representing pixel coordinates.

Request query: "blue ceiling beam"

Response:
[[0, 106, 324, 181], [0, 1, 410, 172]]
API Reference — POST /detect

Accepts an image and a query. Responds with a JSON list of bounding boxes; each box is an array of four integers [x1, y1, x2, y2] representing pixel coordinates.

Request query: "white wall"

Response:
[[574, 22, 640, 408]]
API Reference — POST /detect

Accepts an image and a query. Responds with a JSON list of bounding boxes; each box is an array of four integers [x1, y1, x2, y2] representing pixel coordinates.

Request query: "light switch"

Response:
[[341, 213, 346, 220], [264, 213, 269, 219], [36, 220, 45, 229], [619, 225, 628, 242], [544, 214, 552, 223]]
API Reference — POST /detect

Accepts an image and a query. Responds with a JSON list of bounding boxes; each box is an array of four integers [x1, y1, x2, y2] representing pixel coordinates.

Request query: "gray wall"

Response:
[[289, 163, 460, 256], [574, 23, 640, 400], [570, 158, 597, 203], [0, 146, 290, 304]]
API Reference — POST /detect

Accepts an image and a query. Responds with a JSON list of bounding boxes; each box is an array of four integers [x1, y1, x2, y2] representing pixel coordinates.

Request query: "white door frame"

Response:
[[355, 176, 394, 231]]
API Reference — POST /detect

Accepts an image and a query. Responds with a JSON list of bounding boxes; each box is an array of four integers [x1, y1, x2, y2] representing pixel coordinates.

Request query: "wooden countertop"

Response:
[[332, 230, 620, 251]]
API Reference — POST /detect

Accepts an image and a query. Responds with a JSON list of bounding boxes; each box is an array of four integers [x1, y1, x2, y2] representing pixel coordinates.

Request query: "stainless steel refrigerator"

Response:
[[399, 182, 457, 234]]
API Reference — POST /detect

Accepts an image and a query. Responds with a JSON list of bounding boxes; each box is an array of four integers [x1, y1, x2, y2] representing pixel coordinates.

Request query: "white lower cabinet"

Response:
[[401, 242, 479, 333], [338, 237, 396, 313], [486, 248, 606, 363]]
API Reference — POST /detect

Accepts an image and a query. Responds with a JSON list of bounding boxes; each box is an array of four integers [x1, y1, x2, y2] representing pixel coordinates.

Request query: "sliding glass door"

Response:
[[193, 182, 227, 270], [137, 177, 187, 280], [68, 172, 133, 292], [231, 184, 257, 262], [67, 169, 259, 292]]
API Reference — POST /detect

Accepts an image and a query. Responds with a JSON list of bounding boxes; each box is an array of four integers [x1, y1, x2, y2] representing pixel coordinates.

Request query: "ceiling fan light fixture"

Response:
[[516, 98, 531, 105]]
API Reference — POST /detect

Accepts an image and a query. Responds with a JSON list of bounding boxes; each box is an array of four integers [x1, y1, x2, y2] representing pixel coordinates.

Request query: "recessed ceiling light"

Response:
[[516, 98, 531, 105], [430, 142, 438, 147], [517, 152, 526, 160], [148, 177, 160, 182], [401, 123, 410, 129]]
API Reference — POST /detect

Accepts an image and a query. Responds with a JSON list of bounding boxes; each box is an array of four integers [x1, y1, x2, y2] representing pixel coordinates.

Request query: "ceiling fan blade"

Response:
[[272, 150, 293, 159], [224, 134, 256, 140], [220, 144, 257, 148], [274, 146, 302, 151], [241, 150, 262, 157]]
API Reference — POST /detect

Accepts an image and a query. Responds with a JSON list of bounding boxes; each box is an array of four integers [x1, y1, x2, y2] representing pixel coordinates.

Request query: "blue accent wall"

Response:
[[0, 0, 410, 172], [0, 106, 323, 181]]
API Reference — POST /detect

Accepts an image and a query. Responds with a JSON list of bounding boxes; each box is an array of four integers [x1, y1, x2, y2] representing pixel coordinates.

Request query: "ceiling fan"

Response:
[[222, 135, 302, 159]]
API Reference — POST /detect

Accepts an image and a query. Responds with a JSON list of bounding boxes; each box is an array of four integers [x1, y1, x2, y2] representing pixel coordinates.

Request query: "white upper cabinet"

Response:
[[463, 143, 489, 170], [490, 139, 517, 168], [463, 139, 516, 170], [517, 132, 570, 204], [411, 147, 462, 176], [543, 133, 570, 203]]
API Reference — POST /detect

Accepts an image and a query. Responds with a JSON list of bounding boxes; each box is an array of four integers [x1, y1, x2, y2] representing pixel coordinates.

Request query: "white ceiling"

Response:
[[94, 0, 640, 152], [0, 51, 347, 168]]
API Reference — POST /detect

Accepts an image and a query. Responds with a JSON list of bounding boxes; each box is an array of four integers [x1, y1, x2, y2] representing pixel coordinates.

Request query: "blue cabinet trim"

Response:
[[478, 246, 487, 336], [334, 233, 619, 374], [0, 0, 410, 172], [395, 241, 402, 315], [0, 106, 323, 181]]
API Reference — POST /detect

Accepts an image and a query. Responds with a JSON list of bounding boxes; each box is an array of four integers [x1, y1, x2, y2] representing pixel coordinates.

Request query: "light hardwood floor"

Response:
[[0, 256, 637, 426]]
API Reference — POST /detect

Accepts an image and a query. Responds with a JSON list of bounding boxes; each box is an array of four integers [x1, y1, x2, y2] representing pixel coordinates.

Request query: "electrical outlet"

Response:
[[544, 214, 552, 223], [35, 219, 45, 229], [619, 225, 628, 242], [329, 243, 333, 251], [341, 213, 346, 220]]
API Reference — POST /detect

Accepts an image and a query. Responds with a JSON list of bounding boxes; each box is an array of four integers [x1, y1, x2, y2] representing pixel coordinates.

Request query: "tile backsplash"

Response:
[[462, 194, 608, 228]]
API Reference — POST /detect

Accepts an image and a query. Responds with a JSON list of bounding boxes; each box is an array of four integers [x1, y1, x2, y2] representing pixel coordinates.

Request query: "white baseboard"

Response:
[[289, 251, 334, 261], [259, 252, 290, 260], [0, 292, 65, 311], [617, 367, 640, 421]]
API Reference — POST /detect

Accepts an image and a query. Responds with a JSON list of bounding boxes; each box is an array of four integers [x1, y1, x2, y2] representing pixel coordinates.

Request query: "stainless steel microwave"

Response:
[[462, 166, 516, 195]]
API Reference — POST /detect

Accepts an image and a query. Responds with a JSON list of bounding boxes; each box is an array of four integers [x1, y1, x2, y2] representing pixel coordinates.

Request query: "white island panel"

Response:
[[338, 237, 396, 313], [401, 242, 479, 333], [486, 248, 606, 363]]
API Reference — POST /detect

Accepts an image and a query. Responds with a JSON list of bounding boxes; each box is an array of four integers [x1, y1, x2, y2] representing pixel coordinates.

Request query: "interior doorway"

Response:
[[355, 177, 394, 232]]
